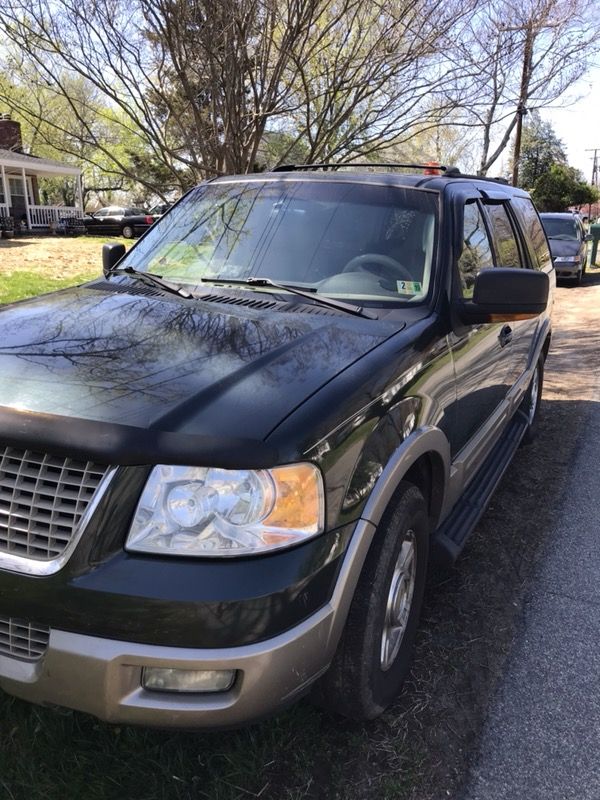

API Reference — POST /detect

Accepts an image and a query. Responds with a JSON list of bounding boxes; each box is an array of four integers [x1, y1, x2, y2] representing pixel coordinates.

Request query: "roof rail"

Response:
[[271, 162, 453, 174], [445, 171, 510, 185], [269, 162, 513, 186]]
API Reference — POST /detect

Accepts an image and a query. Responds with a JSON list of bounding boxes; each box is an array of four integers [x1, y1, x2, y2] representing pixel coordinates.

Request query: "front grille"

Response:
[[0, 615, 49, 661], [0, 447, 110, 561]]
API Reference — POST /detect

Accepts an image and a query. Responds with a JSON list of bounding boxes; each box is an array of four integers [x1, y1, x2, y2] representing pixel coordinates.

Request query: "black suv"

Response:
[[0, 165, 553, 727]]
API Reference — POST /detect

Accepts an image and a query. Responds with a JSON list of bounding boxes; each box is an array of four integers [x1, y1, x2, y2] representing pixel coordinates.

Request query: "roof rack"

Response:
[[269, 163, 516, 186], [271, 162, 456, 174], [446, 172, 510, 185]]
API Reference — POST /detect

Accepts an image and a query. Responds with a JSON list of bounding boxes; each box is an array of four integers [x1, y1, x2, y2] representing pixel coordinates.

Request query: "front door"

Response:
[[448, 198, 515, 456], [7, 176, 34, 227]]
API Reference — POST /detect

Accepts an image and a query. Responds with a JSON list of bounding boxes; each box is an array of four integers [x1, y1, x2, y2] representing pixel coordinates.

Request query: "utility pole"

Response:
[[586, 149, 600, 187], [585, 149, 600, 221], [501, 17, 564, 186], [512, 21, 534, 187]]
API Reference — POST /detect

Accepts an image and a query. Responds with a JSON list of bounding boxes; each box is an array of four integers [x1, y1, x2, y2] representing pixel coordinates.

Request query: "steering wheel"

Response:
[[342, 252, 414, 282]]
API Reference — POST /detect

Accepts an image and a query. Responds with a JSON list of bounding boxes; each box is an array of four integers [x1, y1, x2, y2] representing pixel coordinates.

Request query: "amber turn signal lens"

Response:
[[262, 463, 324, 534]]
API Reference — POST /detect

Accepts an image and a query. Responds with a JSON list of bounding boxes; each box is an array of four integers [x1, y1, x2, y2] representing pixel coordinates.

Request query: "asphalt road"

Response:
[[461, 273, 600, 800]]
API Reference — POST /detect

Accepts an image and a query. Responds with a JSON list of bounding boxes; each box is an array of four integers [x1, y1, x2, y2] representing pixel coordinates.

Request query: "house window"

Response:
[[7, 176, 35, 205], [8, 177, 24, 197]]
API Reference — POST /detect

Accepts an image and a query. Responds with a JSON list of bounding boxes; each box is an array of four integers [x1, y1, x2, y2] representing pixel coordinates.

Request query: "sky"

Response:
[[543, 64, 600, 184]]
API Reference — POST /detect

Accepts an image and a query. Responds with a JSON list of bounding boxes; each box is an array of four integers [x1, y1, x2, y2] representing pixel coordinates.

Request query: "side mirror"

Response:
[[102, 243, 126, 276], [458, 268, 549, 325]]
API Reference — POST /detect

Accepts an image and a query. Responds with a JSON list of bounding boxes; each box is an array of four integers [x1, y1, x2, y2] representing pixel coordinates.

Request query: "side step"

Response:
[[432, 409, 529, 566]]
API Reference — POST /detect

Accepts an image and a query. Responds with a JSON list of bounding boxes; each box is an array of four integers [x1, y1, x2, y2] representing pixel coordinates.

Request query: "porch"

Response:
[[0, 149, 83, 230]]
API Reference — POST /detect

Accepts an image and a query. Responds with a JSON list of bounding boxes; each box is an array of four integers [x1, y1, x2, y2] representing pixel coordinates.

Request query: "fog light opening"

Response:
[[142, 667, 236, 694]]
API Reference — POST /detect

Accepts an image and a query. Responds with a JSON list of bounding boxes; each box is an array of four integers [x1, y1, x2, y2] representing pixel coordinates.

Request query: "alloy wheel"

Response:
[[380, 531, 416, 671]]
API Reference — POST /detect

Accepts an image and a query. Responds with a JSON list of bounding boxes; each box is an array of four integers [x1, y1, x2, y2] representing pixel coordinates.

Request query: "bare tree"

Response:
[[458, 0, 599, 177], [263, 0, 475, 165], [0, 0, 475, 192]]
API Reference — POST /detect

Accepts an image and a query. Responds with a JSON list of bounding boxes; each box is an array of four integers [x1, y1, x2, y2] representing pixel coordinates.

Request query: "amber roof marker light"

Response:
[[423, 161, 442, 176]]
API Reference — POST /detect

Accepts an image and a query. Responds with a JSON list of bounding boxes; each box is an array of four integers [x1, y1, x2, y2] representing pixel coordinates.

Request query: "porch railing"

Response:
[[29, 205, 79, 228], [0, 203, 8, 217]]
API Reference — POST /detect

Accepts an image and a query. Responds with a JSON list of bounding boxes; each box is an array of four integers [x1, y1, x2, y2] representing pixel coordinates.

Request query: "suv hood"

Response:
[[0, 281, 400, 440]]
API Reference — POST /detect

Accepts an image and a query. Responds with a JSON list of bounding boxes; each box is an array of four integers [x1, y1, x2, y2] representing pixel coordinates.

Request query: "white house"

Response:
[[0, 115, 83, 230]]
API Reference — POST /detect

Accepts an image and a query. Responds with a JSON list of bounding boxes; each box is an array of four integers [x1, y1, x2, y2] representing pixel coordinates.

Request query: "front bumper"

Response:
[[0, 607, 331, 728], [0, 518, 377, 728], [554, 261, 580, 278]]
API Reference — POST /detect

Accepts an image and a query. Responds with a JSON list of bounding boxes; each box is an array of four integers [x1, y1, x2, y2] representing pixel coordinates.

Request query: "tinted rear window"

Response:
[[513, 199, 553, 271]]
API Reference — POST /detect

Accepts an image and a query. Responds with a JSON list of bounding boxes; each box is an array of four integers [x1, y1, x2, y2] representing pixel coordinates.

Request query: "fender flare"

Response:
[[360, 425, 451, 528], [529, 317, 552, 370]]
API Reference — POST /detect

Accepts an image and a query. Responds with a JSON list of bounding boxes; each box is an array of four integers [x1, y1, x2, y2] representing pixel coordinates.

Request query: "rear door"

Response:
[[510, 194, 555, 361]]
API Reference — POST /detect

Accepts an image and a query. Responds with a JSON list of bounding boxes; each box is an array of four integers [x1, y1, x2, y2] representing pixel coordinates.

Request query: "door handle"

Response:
[[499, 325, 513, 347]]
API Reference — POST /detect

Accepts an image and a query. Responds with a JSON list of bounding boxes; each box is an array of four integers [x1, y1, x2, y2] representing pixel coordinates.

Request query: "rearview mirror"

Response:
[[102, 243, 126, 276], [458, 268, 549, 325]]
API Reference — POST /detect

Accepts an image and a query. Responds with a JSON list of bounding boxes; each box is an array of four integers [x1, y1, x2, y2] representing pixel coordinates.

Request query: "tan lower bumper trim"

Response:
[[0, 518, 378, 728]]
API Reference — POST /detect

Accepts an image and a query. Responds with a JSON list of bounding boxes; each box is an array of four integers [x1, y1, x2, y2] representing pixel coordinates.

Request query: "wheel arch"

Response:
[[360, 427, 450, 533]]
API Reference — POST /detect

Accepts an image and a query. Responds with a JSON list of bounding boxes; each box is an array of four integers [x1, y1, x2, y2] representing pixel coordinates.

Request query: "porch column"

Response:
[[0, 164, 9, 213], [21, 167, 31, 229], [75, 173, 84, 216]]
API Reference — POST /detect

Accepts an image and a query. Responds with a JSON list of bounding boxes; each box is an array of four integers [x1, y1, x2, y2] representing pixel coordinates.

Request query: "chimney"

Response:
[[0, 115, 23, 152]]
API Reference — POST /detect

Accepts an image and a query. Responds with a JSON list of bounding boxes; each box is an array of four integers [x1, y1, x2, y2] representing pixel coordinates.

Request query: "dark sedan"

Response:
[[540, 212, 591, 284], [83, 206, 156, 239]]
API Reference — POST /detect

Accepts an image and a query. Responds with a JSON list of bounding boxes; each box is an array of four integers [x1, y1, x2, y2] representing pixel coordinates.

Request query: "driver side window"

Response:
[[458, 201, 494, 298]]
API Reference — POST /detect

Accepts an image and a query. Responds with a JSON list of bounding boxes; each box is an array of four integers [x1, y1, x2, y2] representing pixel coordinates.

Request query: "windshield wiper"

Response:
[[106, 266, 193, 299], [200, 276, 378, 319]]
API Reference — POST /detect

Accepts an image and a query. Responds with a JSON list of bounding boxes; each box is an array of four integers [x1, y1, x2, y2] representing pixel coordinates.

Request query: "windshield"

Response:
[[541, 217, 580, 240], [123, 179, 438, 304]]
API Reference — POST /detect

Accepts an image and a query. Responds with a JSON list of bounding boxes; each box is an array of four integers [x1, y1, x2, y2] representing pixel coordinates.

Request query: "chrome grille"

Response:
[[0, 447, 110, 561], [0, 615, 49, 661]]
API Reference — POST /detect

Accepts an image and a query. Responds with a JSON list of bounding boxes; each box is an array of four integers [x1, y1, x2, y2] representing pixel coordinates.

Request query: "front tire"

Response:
[[313, 482, 429, 720]]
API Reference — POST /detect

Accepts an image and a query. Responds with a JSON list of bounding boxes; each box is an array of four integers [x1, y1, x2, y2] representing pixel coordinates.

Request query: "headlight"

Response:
[[554, 256, 580, 263], [126, 463, 325, 557]]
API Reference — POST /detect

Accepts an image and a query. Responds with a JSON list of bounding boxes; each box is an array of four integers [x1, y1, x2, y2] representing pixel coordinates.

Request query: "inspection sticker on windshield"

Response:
[[396, 280, 422, 295]]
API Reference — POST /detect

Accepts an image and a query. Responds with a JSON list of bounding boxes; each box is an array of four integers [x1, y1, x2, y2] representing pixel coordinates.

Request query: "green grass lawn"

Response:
[[0, 270, 98, 304], [0, 234, 128, 305], [1, 693, 359, 800]]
